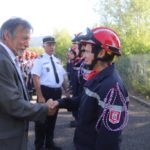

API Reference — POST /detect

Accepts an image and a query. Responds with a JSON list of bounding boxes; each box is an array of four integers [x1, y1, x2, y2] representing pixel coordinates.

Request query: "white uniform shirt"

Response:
[[31, 53, 66, 88]]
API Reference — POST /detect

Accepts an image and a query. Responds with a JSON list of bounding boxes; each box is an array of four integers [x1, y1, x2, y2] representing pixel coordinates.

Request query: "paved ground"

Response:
[[28, 98, 150, 150], [28, 109, 75, 150], [121, 99, 150, 150]]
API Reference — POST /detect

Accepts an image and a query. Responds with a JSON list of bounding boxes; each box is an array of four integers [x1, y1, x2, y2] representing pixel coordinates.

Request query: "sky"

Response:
[[0, 0, 100, 37]]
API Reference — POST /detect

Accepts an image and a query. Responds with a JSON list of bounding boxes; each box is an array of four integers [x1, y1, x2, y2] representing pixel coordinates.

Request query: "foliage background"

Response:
[[116, 54, 150, 99], [94, 0, 150, 55]]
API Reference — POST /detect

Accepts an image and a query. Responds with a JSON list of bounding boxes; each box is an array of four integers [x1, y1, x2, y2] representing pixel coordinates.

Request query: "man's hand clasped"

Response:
[[46, 99, 59, 116]]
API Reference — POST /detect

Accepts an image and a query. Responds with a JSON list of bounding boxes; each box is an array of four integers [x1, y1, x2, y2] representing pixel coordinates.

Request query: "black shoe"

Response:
[[70, 120, 77, 128], [45, 143, 62, 150]]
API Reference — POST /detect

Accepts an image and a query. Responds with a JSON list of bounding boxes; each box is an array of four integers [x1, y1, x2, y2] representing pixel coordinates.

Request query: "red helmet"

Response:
[[83, 27, 121, 56], [31, 51, 37, 58], [24, 50, 31, 57], [34, 52, 38, 58]]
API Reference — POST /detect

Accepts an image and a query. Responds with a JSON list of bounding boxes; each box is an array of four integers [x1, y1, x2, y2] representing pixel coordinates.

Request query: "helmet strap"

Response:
[[88, 45, 115, 70], [97, 52, 115, 62], [87, 44, 102, 70]]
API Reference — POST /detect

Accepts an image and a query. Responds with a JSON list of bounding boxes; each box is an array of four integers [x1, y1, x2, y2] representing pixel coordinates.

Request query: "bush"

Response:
[[116, 54, 150, 98]]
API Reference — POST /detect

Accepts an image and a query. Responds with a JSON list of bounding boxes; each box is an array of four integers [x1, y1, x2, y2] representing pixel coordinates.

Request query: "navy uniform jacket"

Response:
[[58, 64, 129, 150], [66, 60, 79, 96]]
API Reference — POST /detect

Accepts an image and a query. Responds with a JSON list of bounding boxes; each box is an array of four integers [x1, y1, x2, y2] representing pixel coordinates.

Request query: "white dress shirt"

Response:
[[31, 53, 66, 88]]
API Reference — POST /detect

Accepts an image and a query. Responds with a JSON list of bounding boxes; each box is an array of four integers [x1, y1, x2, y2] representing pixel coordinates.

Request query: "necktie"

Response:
[[15, 58, 29, 100], [50, 56, 59, 83]]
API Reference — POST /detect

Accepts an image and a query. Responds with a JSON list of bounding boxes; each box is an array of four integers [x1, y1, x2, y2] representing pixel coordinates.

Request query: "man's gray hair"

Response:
[[0, 17, 33, 40]]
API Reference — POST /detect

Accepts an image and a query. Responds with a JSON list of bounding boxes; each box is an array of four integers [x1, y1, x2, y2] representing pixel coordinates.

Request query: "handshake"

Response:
[[46, 99, 59, 116]]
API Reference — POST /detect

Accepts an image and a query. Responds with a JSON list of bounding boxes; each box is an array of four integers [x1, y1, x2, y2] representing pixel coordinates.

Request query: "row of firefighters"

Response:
[[18, 50, 38, 99]]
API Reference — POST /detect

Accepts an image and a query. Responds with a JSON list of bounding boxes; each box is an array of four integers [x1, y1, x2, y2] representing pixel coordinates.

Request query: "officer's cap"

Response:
[[43, 36, 56, 44]]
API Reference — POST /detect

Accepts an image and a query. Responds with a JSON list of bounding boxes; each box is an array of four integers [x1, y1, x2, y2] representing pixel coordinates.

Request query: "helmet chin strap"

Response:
[[87, 59, 97, 70], [96, 57, 107, 62], [87, 45, 102, 70]]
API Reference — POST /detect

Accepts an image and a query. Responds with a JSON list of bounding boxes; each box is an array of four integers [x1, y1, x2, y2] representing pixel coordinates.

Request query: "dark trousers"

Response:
[[34, 85, 62, 149], [75, 144, 120, 150]]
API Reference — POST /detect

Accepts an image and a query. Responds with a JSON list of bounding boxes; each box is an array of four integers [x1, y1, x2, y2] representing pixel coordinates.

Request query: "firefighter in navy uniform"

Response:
[[67, 33, 91, 127], [51, 27, 129, 150]]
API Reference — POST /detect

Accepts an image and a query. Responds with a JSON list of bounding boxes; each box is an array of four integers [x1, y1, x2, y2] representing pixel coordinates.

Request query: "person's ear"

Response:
[[3, 31, 11, 41], [43, 44, 45, 48], [98, 49, 105, 58]]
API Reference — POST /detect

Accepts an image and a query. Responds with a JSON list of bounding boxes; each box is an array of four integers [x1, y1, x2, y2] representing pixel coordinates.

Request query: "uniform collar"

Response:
[[85, 63, 115, 87], [44, 53, 54, 59]]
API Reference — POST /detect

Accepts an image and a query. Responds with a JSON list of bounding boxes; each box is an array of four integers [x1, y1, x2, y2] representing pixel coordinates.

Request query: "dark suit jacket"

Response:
[[0, 45, 48, 149]]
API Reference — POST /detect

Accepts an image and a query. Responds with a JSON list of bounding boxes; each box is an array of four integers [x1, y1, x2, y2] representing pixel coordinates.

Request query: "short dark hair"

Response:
[[0, 17, 33, 40], [101, 53, 115, 62]]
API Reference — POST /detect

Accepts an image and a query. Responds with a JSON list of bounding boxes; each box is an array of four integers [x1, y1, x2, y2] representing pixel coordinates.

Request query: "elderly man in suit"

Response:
[[0, 17, 56, 150]]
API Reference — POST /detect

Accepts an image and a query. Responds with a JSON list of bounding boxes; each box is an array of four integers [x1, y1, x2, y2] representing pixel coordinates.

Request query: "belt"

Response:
[[41, 85, 61, 91]]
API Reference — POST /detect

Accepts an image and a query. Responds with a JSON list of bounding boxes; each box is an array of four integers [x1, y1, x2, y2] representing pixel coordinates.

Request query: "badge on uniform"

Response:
[[109, 107, 121, 124], [46, 67, 50, 72]]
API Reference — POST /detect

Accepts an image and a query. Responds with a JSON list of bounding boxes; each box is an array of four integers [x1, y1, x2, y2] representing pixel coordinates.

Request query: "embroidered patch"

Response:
[[109, 108, 121, 124]]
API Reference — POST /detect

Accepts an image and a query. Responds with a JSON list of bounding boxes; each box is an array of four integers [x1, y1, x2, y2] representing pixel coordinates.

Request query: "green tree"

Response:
[[94, 0, 150, 55], [54, 29, 72, 63]]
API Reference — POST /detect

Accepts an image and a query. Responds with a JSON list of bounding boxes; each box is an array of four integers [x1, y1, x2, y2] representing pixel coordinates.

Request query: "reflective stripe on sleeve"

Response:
[[84, 87, 128, 112]]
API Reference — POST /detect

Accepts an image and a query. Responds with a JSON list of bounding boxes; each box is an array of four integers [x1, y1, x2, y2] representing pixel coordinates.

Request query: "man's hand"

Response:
[[47, 99, 59, 109], [64, 88, 71, 98], [37, 96, 45, 103], [46, 99, 59, 115]]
